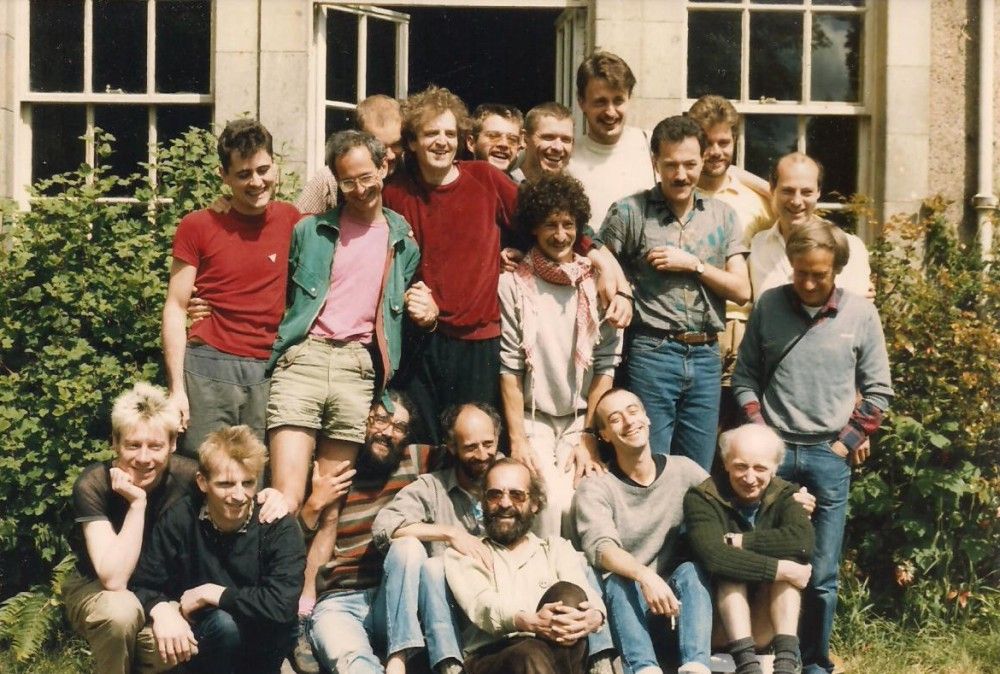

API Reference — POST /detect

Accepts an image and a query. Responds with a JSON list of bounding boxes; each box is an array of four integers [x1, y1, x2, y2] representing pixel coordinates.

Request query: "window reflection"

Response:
[[749, 13, 802, 101], [744, 115, 798, 181], [93, 0, 147, 93], [687, 11, 740, 100], [812, 14, 861, 102], [806, 116, 858, 201]]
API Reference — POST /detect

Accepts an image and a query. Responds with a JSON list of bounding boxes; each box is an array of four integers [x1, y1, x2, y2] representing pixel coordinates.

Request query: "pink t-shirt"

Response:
[[309, 212, 389, 343]]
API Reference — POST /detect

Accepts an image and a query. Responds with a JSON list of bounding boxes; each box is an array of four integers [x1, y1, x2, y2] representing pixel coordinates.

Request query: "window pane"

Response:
[[811, 14, 862, 102], [157, 0, 211, 93], [367, 19, 398, 97], [749, 12, 802, 101], [326, 11, 359, 103], [156, 105, 214, 150], [31, 105, 87, 191], [743, 114, 797, 180], [93, 0, 147, 93], [687, 11, 740, 100], [326, 107, 355, 141], [806, 115, 858, 200], [95, 105, 149, 195], [752, 0, 803, 4], [816, 0, 865, 6], [30, 0, 84, 92]]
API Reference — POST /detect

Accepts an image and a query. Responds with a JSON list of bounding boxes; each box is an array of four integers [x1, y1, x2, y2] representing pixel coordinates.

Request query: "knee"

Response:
[[539, 581, 588, 610], [388, 536, 428, 570], [200, 609, 241, 651], [88, 591, 144, 637], [421, 556, 446, 585], [716, 580, 748, 603], [513, 640, 558, 674]]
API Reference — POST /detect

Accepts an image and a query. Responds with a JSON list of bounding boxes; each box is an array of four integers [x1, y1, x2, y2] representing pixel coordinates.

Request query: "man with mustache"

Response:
[[129, 425, 305, 674], [465, 103, 524, 175], [304, 392, 431, 674], [444, 458, 608, 674], [568, 51, 656, 232], [596, 115, 751, 471]]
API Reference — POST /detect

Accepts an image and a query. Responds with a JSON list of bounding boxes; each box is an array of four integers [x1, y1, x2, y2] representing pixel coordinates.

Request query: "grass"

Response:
[[2, 621, 999, 674]]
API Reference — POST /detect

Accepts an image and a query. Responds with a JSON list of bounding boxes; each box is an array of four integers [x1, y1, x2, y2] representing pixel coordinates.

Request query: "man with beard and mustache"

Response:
[[595, 115, 751, 472], [444, 459, 607, 674], [305, 392, 431, 674]]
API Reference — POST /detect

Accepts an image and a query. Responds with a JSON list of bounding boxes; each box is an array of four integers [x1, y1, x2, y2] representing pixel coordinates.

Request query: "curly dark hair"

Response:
[[514, 173, 592, 240]]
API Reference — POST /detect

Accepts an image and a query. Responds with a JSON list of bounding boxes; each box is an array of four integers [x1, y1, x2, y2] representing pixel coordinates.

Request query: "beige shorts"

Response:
[[267, 337, 376, 443]]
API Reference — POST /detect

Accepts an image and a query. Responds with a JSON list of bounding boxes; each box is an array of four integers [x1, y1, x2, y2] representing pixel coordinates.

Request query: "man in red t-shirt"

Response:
[[161, 119, 301, 456]]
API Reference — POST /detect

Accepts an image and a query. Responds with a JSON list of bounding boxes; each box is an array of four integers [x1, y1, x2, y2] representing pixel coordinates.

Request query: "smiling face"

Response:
[[448, 406, 499, 486], [596, 390, 651, 456], [467, 114, 522, 172], [578, 78, 630, 145], [409, 110, 459, 182], [197, 456, 258, 531], [655, 136, 704, 210], [772, 157, 821, 235], [220, 148, 276, 215], [724, 438, 780, 505], [702, 122, 734, 179], [483, 462, 537, 546], [114, 420, 174, 492], [357, 403, 411, 479], [533, 210, 577, 264], [523, 115, 574, 177], [333, 144, 386, 217]]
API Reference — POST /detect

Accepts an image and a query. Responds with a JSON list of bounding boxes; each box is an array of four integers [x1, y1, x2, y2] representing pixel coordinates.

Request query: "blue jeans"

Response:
[[602, 562, 712, 673], [188, 608, 295, 674], [777, 441, 851, 674], [627, 335, 721, 470], [310, 537, 425, 673], [421, 553, 617, 668]]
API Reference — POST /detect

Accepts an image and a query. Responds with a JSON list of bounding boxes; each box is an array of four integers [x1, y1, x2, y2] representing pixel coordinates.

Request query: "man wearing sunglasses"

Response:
[[444, 458, 607, 674]]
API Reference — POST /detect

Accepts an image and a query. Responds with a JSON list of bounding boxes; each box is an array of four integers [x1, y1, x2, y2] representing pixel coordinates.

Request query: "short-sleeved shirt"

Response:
[[595, 187, 747, 334], [70, 456, 198, 579], [171, 202, 302, 359]]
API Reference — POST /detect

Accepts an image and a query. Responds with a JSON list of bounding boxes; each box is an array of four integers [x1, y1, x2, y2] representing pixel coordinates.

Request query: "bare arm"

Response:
[[161, 260, 198, 428], [82, 467, 152, 590], [587, 246, 633, 328]]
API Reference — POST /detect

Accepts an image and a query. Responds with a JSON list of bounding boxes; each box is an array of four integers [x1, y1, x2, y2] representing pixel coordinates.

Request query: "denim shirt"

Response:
[[266, 205, 420, 406]]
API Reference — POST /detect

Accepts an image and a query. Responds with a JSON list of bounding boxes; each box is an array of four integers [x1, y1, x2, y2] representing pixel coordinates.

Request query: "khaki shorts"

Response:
[[267, 337, 376, 443]]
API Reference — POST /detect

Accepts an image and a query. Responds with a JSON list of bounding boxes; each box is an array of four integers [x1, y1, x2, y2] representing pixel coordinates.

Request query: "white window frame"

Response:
[[684, 0, 874, 230], [310, 3, 410, 174], [13, 0, 214, 206]]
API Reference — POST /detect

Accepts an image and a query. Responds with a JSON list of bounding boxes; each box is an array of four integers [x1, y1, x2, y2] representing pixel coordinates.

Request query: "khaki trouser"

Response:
[[718, 317, 747, 388], [63, 571, 172, 674], [523, 410, 585, 538]]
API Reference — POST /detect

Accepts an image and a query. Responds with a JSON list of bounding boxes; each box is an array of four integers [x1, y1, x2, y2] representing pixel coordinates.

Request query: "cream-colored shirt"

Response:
[[444, 532, 606, 656], [748, 222, 873, 300]]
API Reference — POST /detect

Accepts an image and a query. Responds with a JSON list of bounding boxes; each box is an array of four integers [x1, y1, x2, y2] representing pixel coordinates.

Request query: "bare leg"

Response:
[[716, 580, 753, 641], [269, 426, 317, 514], [767, 581, 801, 636], [385, 652, 407, 674], [300, 437, 360, 609]]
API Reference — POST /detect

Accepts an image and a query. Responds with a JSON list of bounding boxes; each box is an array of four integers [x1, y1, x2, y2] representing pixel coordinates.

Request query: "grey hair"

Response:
[[785, 218, 851, 274], [718, 424, 786, 467]]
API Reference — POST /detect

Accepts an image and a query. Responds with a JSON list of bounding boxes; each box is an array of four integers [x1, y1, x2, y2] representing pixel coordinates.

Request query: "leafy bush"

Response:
[[843, 198, 1000, 627], [0, 127, 298, 599]]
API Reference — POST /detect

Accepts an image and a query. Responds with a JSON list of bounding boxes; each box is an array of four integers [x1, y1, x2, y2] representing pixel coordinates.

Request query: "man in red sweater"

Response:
[[162, 119, 302, 456]]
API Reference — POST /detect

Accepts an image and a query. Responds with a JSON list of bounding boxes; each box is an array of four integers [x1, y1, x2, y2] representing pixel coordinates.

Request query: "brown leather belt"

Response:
[[633, 324, 718, 345]]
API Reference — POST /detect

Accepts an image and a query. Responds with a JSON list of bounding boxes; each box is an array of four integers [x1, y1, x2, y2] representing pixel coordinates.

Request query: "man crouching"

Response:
[[684, 424, 814, 674], [130, 426, 305, 674]]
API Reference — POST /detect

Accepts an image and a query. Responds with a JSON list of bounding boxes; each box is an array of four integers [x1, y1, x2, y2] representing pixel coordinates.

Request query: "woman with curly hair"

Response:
[[498, 173, 624, 537]]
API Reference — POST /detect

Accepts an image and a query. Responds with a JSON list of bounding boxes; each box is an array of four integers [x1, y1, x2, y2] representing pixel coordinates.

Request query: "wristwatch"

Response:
[[694, 261, 705, 276], [724, 533, 737, 546]]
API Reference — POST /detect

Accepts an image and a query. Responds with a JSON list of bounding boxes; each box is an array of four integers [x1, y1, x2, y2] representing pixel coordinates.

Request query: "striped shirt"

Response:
[[316, 444, 429, 596]]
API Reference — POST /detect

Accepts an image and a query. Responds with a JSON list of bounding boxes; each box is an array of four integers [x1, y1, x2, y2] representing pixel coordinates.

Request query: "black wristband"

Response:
[[615, 290, 634, 302]]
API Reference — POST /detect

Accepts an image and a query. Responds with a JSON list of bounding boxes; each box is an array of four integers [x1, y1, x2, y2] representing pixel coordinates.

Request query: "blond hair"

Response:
[[110, 382, 180, 448], [400, 85, 469, 147], [197, 425, 267, 480]]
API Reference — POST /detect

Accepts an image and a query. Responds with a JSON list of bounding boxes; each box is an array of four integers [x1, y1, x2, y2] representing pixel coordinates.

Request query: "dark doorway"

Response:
[[399, 6, 562, 114]]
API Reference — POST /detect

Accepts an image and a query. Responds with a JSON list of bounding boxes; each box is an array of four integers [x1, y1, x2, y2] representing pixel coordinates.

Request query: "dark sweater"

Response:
[[130, 495, 305, 626], [683, 476, 814, 583]]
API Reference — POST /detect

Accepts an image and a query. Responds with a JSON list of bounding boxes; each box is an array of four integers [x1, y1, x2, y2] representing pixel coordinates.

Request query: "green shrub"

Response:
[[843, 198, 1000, 627], [0, 127, 297, 598]]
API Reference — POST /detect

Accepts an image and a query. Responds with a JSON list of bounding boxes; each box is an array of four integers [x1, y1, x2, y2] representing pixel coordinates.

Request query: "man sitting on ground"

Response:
[[684, 424, 814, 674], [445, 458, 607, 674], [130, 425, 305, 674]]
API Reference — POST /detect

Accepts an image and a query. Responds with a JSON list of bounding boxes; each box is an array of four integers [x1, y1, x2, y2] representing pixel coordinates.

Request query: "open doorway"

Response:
[[399, 6, 562, 113]]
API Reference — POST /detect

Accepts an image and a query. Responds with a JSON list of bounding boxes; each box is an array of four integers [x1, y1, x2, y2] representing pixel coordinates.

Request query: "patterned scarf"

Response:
[[513, 246, 601, 374]]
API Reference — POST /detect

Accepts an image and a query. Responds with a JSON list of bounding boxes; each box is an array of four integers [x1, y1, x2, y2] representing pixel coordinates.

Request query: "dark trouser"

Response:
[[188, 608, 296, 674], [396, 331, 500, 445], [465, 582, 588, 674], [181, 344, 269, 457]]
